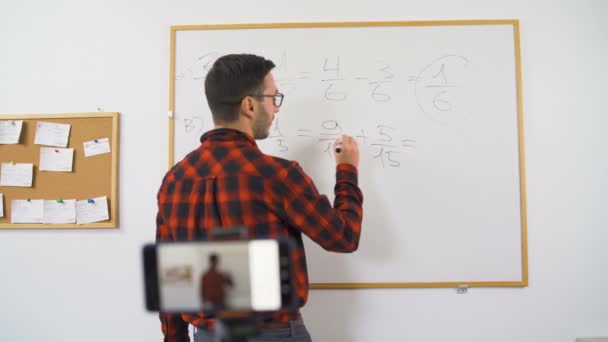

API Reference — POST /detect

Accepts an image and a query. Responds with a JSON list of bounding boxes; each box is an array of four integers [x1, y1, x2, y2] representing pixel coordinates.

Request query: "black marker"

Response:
[[335, 139, 342, 153]]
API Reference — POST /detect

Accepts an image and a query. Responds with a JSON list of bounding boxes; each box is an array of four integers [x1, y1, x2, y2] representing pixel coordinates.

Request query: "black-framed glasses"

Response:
[[249, 92, 284, 108]]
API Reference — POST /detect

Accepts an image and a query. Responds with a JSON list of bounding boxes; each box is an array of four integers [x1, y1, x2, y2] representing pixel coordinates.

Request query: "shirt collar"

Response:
[[200, 128, 258, 147]]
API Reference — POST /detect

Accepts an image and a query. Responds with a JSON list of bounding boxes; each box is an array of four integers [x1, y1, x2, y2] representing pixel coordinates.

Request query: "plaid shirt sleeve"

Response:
[[278, 162, 363, 252]]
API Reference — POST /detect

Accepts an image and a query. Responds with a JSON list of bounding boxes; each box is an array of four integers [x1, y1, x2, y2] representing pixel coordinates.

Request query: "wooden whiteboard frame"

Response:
[[0, 112, 119, 229], [168, 20, 528, 289]]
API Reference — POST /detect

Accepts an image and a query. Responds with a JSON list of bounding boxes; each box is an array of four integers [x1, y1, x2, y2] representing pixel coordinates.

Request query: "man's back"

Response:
[[158, 128, 302, 241], [157, 128, 363, 317]]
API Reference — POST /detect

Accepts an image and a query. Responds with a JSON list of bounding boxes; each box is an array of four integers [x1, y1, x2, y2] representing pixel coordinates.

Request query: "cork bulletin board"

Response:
[[0, 112, 119, 228]]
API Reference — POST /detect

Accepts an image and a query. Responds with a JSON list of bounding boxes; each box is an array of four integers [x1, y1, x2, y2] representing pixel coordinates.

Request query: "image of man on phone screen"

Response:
[[200, 253, 233, 311]]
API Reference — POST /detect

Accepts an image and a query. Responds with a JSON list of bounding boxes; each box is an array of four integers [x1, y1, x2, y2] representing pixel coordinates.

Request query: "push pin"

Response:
[[94, 139, 98, 143], [54, 149, 59, 153], [56, 198, 63, 204], [87, 198, 95, 204]]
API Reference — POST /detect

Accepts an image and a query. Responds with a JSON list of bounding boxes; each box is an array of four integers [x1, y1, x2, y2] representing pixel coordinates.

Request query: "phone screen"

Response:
[[152, 240, 281, 312]]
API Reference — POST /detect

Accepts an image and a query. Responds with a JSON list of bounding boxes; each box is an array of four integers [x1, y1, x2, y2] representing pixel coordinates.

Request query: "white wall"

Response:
[[0, 0, 606, 341]]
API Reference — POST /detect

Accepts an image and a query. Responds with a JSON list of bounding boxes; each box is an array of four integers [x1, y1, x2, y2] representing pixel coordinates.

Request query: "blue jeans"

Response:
[[194, 320, 312, 342]]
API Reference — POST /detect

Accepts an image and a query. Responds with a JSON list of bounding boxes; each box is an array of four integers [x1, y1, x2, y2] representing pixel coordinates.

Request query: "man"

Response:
[[156, 53, 363, 342], [200, 254, 233, 311]]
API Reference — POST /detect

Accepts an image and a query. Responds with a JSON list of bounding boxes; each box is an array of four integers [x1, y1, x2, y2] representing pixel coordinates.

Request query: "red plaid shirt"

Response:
[[156, 128, 363, 341]]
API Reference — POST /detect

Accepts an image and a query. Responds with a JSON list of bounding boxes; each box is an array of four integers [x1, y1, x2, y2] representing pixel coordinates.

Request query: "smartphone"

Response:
[[142, 239, 295, 313]]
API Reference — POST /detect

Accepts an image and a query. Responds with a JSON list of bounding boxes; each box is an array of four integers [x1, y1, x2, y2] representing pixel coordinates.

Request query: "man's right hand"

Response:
[[333, 134, 359, 168]]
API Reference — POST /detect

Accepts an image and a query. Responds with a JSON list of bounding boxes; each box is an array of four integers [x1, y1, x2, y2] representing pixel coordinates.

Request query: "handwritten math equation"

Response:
[[276, 53, 395, 103], [266, 118, 416, 169], [176, 52, 471, 123], [179, 116, 416, 168], [176, 51, 396, 103]]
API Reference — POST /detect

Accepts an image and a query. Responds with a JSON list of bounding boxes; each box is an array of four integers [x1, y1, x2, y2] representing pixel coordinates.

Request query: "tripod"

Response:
[[206, 227, 259, 342], [212, 315, 260, 342]]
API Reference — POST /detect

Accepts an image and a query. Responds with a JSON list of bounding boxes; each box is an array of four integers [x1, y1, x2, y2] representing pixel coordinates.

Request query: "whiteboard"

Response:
[[169, 21, 528, 288]]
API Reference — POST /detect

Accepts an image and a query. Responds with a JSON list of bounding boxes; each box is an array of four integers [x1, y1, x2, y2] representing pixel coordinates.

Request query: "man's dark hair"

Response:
[[204, 54, 276, 124], [209, 253, 219, 264]]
